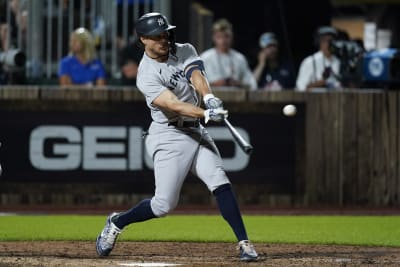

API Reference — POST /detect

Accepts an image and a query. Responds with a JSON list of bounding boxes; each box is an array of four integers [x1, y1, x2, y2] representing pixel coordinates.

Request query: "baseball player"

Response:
[[96, 12, 258, 262]]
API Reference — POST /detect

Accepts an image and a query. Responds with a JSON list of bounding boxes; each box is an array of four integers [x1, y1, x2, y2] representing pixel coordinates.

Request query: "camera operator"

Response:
[[296, 26, 341, 91]]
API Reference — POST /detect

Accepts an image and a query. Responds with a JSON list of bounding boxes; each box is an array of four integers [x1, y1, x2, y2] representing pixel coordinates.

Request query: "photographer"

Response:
[[296, 26, 341, 91]]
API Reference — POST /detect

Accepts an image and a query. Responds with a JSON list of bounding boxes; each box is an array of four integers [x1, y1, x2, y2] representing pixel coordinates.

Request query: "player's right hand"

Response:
[[203, 93, 223, 109], [204, 108, 228, 124]]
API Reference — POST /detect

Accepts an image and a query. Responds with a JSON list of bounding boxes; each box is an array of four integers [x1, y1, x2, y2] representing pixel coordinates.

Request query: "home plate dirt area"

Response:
[[1, 241, 400, 266]]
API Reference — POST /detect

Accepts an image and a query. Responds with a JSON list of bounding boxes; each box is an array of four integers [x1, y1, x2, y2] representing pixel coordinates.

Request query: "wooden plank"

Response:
[[294, 99, 306, 202], [386, 91, 398, 205], [340, 92, 358, 205], [0, 87, 40, 99], [40, 87, 66, 99], [92, 88, 108, 101], [248, 90, 306, 103], [368, 91, 398, 206], [212, 88, 246, 102], [108, 88, 123, 101], [304, 93, 324, 205], [371, 93, 386, 205], [122, 88, 145, 101], [356, 92, 374, 205], [397, 92, 400, 206], [322, 92, 341, 204]]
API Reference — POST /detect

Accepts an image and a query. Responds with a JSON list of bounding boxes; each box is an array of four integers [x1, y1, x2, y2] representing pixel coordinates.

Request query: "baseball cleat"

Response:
[[238, 240, 258, 261], [96, 212, 121, 256]]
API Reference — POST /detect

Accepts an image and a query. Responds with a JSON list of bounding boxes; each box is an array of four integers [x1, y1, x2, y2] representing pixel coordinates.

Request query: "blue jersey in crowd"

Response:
[[58, 55, 106, 85]]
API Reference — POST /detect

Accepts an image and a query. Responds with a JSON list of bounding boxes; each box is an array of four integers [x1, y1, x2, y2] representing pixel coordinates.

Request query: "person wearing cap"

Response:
[[253, 32, 295, 90], [200, 18, 257, 90], [295, 26, 341, 91], [95, 12, 258, 262]]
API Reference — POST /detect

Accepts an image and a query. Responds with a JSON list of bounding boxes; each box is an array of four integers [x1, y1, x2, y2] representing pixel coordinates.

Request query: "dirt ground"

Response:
[[1, 241, 400, 267], [2, 206, 400, 266]]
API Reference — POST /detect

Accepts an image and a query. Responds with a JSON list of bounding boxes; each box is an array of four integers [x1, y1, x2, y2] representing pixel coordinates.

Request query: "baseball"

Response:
[[283, 104, 297, 116]]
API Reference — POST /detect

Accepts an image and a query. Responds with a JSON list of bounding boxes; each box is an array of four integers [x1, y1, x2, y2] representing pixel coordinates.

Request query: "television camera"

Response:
[[0, 49, 26, 67], [0, 49, 26, 84], [329, 39, 400, 88]]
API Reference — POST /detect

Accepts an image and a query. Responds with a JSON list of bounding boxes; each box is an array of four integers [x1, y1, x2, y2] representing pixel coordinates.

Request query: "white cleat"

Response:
[[96, 212, 121, 256], [238, 240, 258, 262]]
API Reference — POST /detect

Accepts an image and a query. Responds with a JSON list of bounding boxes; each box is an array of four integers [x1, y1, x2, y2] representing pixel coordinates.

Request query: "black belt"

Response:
[[168, 120, 200, 128]]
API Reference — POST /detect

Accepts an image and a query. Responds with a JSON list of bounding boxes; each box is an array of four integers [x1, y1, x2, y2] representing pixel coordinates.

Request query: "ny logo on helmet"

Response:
[[157, 18, 165, 26]]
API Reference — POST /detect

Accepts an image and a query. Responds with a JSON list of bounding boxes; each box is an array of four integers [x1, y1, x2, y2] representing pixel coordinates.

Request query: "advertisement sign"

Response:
[[0, 102, 300, 193]]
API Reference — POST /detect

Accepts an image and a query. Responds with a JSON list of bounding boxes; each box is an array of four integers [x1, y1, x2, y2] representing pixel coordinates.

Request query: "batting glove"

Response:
[[204, 93, 223, 109], [204, 108, 228, 124]]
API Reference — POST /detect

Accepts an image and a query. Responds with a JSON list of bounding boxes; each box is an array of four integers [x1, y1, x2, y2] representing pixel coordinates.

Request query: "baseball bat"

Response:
[[223, 118, 253, 155]]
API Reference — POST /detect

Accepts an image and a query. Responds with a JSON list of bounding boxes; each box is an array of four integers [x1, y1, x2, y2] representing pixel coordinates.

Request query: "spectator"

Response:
[[0, 0, 27, 51], [295, 26, 341, 91], [200, 18, 257, 90], [10, 0, 28, 50], [58, 27, 106, 86], [118, 37, 143, 85], [0, 0, 27, 85], [252, 32, 295, 90]]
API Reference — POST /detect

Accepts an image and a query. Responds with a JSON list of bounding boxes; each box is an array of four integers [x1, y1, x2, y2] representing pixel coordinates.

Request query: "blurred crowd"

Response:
[[99, 17, 362, 91], [0, 3, 373, 90]]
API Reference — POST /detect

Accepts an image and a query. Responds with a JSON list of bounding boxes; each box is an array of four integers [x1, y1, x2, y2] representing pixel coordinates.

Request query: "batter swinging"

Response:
[[96, 12, 258, 262]]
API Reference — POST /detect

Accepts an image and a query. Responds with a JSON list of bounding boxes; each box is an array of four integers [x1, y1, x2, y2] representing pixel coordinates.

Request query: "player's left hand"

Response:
[[204, 108, 228, 124], [204, 93, 223, 109]]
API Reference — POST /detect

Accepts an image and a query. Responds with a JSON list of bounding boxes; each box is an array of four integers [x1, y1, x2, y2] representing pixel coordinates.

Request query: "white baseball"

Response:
[[283, 104, 297, 116]]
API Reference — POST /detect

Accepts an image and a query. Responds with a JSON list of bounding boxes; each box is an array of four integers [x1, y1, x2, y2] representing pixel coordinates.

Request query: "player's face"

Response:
[[141, 32, 170, 59]]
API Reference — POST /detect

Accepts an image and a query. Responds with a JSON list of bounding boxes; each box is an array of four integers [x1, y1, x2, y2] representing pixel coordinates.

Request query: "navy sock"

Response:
[[112, 199, 156, 229], [213, 184, 248, 241]]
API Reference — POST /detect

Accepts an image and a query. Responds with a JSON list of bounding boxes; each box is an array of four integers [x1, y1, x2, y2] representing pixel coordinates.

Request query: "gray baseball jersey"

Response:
[[137, 43, 201, 123], [136, 43, 230, 217]]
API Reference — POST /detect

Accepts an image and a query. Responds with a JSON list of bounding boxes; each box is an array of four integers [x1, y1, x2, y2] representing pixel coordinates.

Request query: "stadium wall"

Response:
[[0, 87, 399, 208]]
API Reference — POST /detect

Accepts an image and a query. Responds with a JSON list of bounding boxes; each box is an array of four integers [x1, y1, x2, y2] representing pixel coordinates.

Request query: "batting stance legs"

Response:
[[96, 124, 257, 260], [97, 11, 257, 262]]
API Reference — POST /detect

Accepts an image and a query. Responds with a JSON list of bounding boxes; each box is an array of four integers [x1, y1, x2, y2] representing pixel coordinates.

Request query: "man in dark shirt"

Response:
[[118, 37, 143, 85]]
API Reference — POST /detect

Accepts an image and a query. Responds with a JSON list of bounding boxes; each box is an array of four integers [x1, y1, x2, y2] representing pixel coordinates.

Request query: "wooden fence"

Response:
[[0, 87, 399, 207], [249, 90, 400, 207]]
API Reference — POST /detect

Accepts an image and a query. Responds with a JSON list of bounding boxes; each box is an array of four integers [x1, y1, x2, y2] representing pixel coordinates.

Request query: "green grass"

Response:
[[1, 215, 400, 247]]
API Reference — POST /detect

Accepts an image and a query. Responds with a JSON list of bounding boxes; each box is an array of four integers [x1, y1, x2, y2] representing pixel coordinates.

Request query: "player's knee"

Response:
[[151, 196, 178, 217], [212, 183, 232, 196]]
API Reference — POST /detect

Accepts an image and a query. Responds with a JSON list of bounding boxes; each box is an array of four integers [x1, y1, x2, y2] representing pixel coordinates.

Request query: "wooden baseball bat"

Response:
[[223, 118, 253, 155]]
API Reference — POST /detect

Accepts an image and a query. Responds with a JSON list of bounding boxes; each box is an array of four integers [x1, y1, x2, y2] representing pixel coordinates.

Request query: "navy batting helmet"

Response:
[[136, 12, 176, 37]]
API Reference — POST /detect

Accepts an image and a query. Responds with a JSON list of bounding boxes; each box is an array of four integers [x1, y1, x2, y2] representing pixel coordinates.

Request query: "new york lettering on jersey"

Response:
[[168, 69, 185, 89]]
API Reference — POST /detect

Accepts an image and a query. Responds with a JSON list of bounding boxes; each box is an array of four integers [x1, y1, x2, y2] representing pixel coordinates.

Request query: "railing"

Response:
[[0, 0, 170, 80]]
